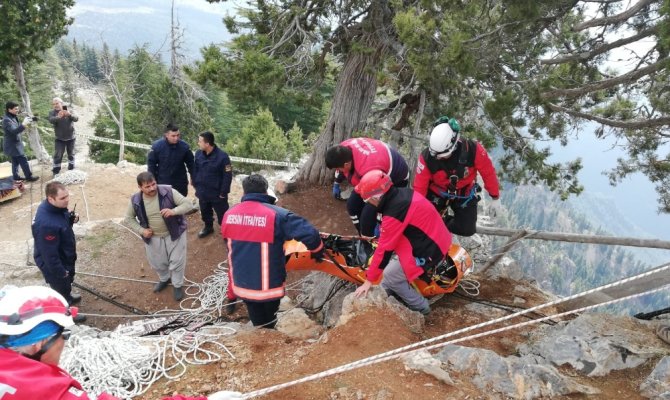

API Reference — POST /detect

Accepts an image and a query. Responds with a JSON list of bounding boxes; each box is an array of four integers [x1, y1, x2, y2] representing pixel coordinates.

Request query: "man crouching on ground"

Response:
[[125, 171, 194, 301]]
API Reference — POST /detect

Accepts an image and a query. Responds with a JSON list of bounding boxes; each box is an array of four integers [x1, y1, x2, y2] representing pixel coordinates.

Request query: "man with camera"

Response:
[[31, 182, 86, 322], [2, 101, 39, 182], [48, 97, 78, 177]]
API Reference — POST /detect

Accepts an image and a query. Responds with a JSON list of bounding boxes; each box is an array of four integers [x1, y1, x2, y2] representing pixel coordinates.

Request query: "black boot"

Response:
[[198, 225, 214, 238]]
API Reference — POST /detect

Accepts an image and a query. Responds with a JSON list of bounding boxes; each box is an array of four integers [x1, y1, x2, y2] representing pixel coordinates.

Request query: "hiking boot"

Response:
[[418, 305, 431, 316], [658, 323, 670, 345], [198, 225, 214, 238], [224, 299, 237, 315], [73, 314, 87, 323], [69, 293, 82, 305], [25, 176, 39, 182], [153, 280, 170, 293], [173, 286, 184, 301]]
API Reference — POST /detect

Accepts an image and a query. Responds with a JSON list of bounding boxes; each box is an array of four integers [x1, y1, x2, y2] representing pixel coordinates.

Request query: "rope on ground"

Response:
[[236, 262, 670, 399], [61, 324, 237, 399], [64, 261, 240, 398]]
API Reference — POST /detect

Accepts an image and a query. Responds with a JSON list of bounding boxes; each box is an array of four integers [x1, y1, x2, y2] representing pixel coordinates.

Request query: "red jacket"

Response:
[[366, 188, 452, 283], [0, 348, 205, 400], [414, 139, 499, 200], [337, 138, 409, 186]]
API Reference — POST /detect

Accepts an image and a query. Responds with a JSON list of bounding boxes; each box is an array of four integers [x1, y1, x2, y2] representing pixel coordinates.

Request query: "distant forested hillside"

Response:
[[499, 184, 669, 313]]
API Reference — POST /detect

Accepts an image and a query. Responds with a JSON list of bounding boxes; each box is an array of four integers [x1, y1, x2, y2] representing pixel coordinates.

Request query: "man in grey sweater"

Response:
[[48, 97, 78, 176], [125, 171, 194, 301]]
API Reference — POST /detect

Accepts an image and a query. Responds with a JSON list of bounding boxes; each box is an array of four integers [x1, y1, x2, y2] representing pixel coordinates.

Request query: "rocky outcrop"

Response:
[[518, 313, 669, 376]]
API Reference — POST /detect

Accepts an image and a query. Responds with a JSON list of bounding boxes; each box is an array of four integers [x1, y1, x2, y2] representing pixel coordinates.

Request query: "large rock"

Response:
[[276, 308, 323, 339], [338, 286, 425, 334], [298, 272, 355, 327], [640, 356, 670, 399], [519, 313, 668, 376], [434, 345, 599, 399]]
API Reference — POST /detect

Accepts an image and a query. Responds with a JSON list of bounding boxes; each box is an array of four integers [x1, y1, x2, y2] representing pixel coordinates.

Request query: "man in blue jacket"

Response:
[[31, 182, 85, 322], [2, 101, 39, 182], [221, 174, 324, 328], [192, 131, 233, 238], [147, 123, 195, 197]]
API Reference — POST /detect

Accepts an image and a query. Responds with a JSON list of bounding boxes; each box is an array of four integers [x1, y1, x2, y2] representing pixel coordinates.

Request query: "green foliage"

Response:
[[0, 0, 74, 82], [227, 108, 305, 164], [83, 45, 213, 164]]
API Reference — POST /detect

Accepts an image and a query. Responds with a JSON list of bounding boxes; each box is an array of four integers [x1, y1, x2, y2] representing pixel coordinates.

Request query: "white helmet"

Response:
[[0, 286, 76, 336], [429, 123, 460, 159]]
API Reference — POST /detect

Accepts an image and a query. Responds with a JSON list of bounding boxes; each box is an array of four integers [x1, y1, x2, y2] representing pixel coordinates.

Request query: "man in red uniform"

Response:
[[221, 174, 324, 328], [0, 286, 242, 400], [326, 137, 409, 237], [413, 117, 500, 236], [353, 170, 452, 315]]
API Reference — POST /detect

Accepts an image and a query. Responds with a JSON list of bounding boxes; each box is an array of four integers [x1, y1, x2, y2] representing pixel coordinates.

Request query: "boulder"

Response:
[[434, 344, 599, 399], [276, 308, 323, 339], [640, 356, 670, 399], [518, 313, 668, 376]]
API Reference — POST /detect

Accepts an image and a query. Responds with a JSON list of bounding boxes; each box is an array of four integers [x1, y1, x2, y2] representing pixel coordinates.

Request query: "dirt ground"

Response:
[[0, 163, 660, 399]]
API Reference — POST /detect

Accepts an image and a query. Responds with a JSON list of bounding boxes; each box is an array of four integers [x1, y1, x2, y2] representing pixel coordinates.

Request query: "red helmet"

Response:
[[355, 169, 392, 202], [0, 286, 76, 336]]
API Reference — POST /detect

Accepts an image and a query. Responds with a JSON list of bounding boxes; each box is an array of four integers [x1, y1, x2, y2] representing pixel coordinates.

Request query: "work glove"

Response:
[[332, 182, 341, 200], [487, 198, 502, 218], [21, 116, 32, 126], [311, 247, 325, 262], [207, 391, 244, 400]]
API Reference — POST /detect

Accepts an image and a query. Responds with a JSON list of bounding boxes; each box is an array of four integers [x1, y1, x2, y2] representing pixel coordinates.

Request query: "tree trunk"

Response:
[[298, 48, 384, 184], [13, 57, 49, 162], [118, 101, 125, 162]]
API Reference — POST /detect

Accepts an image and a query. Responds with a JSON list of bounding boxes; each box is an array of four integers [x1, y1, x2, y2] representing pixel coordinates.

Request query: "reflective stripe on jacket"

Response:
[[221, 193, 322, 302]]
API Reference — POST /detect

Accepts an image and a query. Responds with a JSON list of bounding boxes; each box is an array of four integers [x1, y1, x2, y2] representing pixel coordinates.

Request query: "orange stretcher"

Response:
[[284, 232, 473, 297]]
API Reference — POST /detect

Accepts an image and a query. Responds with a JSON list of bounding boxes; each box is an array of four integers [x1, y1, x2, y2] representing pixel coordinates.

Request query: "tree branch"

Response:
[[541, 57, 667, 100], [547, 102, 670, 130], [573, 0, 655, 31], [540, 26, 657, 64]]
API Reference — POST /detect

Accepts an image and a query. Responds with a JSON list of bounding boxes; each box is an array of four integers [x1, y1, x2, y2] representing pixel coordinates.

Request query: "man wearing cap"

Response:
[[353, 170, 452, 315], [32, 182, 85, 322], [0, 286, 243, 399], [221, 174, 324, 328]]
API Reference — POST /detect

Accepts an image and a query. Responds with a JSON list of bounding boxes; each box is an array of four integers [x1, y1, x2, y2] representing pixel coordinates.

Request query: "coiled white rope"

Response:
[[61, 324, 237, 399], [236, 262, 670, 399], [62, 261, 240, 398]]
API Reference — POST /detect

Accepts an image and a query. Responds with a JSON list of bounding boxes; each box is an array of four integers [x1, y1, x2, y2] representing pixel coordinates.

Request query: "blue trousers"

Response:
[[11, 155, 33, 180], [199, 198, 229, 226]]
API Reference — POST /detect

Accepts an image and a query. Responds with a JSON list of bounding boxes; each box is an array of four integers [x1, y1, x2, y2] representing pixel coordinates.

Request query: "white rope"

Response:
[[457, 278, 481, 296], [237, 262, 670, 398], [63, 261, 240, 398], [61, 324, 237, 399]]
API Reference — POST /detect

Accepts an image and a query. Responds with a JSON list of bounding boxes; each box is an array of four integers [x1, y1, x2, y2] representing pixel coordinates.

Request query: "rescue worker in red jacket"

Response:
[[221, 174, 324, 328], [413, 117, 501, 236], [353, 170, 452, 315], [0, 285, 242, 400], [326, 137, 409, 237]]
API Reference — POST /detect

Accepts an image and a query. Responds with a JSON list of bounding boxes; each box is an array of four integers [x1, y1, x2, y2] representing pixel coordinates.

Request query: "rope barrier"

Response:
[[236, 262, 670, 398]]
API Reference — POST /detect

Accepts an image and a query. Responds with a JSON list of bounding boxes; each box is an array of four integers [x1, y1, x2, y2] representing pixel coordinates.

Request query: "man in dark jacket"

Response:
[[48, 97, 78, 176], [2, 101, 38, 182], [125, 172, 194, 301], [31, 182, 85, 322], [353, 170, 452, 315], [325, 137, 409, 237], [192, 131, 233, 238], [221, 174, 324, 328], [147, 123, 195, 196]]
